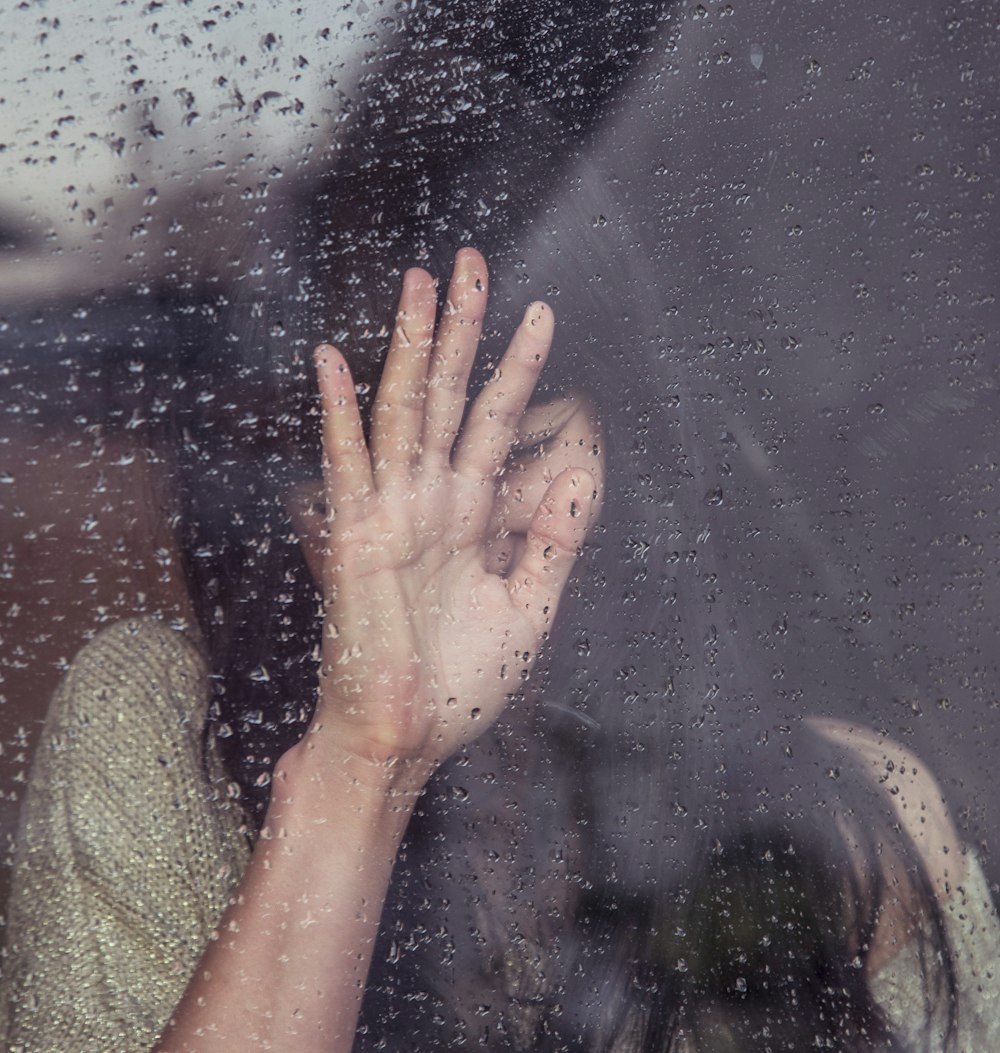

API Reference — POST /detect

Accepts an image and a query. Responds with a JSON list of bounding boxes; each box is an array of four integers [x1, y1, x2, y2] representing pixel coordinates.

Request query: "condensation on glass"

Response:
[[1, 1, 999, 1050]]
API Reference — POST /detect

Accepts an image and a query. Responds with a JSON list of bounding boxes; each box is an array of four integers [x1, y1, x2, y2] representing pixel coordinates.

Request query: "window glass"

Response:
[[1, 2, 998, 1050]]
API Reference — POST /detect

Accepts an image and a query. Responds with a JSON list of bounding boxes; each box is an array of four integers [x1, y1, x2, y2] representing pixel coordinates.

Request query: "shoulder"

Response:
[[27, 617, 214, 837], [49, 616, 208, 742], [61, 615, 205, 692], [807, 716, 973, 981], [4, 620, 248, 1051], [870, 850, 1000, 1047], [19, 616, 241, 883]]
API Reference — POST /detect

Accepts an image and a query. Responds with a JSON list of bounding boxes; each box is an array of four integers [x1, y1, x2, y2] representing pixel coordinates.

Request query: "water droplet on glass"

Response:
[[749, 44, 764, 70], [703, 488, 724, 506]]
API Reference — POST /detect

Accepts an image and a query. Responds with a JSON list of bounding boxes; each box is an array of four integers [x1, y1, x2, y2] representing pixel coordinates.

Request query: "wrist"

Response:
[[269, 735, 435, 825]]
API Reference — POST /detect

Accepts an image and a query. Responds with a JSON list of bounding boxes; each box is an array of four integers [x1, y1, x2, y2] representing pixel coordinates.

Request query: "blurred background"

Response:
[[0, 0, 399, 904], [1, 0, 998, 931]]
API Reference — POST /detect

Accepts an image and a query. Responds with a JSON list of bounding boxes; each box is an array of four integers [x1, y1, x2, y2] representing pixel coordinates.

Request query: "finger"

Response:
[[453, 301, 553, 480], [421, 247, 489, 466], [370, 267, 437, 479], [487, 394, 605, 544], [315, 345, 375, 515], [506, 469, 596, 637]]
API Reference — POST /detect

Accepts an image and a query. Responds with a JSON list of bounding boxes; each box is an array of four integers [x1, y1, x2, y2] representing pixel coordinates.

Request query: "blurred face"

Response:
[[287, 391, 605, 584]]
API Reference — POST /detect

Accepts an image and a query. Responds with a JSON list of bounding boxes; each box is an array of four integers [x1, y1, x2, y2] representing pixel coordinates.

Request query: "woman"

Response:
[[5, 0, 1000, 1044], [3, 245, 999, 1053], [0, 248, 603, 1050]]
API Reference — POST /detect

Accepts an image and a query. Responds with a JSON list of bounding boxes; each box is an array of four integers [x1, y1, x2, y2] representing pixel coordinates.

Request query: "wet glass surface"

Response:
[[1, 2, 999, 1049]]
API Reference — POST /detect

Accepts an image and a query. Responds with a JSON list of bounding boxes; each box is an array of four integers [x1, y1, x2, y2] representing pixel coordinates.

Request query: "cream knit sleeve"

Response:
[[871, 851, 1000, 1051], [0, 618, 251, 1053]]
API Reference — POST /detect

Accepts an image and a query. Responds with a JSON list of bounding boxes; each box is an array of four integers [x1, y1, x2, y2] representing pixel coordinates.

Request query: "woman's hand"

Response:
[[156, 248, 600, 1053], [290, 248, 600, 779]]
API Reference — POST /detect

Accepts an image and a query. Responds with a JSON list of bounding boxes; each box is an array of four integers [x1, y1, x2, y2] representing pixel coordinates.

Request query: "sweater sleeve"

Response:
[[871, 851, 1000, 1052], [0, 618, 251, 1053]]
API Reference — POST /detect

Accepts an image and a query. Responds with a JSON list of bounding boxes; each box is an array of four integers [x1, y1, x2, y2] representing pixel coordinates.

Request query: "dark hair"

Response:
[[172, 0, 677, 817], [559, 725, 959, 1053], [163, 7, 961, 1051]]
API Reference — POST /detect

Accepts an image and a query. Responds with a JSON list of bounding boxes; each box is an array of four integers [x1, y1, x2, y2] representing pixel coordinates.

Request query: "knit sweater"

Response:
[[1, 618, 998, 1051], [0, 619, 250, 1052]]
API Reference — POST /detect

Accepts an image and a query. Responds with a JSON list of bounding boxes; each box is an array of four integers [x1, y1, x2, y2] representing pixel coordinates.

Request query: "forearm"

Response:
[[154, 741, 431, 1053]]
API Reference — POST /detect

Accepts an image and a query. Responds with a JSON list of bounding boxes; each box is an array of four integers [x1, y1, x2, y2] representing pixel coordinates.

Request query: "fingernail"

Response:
[[403, 267, 430, 291], [315, 343, 341, 370], [522, 301, 554, 333], [455, 248, 487, 290]]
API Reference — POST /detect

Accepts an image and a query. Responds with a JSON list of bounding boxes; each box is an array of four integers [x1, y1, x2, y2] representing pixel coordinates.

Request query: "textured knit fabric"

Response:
[[872, 860, 1000, 1050], [0, 618, 250, 1053], [1, 617, 998, 1051]]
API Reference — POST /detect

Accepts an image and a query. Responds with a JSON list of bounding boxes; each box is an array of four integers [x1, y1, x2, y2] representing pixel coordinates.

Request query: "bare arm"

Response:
[[155, 746, 426, 1051], [154, 249, 601, 1052]]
